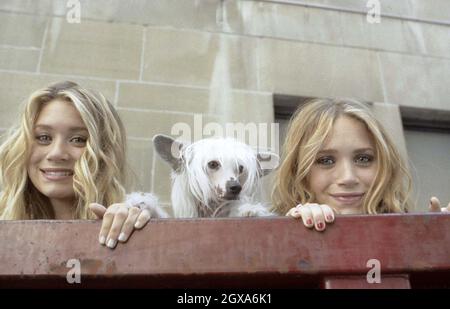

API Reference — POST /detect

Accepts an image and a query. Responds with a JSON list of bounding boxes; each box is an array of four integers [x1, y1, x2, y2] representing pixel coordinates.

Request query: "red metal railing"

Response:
[[0, 213, 449, 288]]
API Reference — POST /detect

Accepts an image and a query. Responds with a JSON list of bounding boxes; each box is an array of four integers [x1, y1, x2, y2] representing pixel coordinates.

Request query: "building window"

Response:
[[401, 106, 450, 211]]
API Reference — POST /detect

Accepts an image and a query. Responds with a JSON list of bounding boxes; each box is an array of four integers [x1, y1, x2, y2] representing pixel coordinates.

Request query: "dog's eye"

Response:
[[208, 161, 220, 169], [239, 165, 244, 174]]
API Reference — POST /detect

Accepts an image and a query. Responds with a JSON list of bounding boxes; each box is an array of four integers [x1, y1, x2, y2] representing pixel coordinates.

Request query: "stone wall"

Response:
[[1, 0, 449, 208]]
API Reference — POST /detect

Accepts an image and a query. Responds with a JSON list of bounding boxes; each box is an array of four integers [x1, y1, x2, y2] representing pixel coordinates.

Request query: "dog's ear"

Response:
[[153, 134, 184, 171], [256, 151, 280, 177]]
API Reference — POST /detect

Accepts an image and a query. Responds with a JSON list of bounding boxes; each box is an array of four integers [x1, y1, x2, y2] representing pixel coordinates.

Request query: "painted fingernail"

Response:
[[317, 222, 324, 230], [118, 233, 127, 242], [99, 235, 106, 245], [107, 239, 117, 249], [306, 219, 313, 225]]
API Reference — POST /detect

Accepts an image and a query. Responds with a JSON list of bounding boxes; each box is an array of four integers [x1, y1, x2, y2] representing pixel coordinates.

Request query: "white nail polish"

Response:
[[118, 233, 127, 242], [107, 239, 117, 248], [99, 236, 106, 245]]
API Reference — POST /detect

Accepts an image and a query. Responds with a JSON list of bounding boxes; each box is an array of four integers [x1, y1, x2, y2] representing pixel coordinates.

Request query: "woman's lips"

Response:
[[40, 169, 74, 181], [330, 193, 364, 205]]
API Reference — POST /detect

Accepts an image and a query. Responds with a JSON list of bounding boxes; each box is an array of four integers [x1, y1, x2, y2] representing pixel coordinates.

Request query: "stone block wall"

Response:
[[1, 0, 448, 209]]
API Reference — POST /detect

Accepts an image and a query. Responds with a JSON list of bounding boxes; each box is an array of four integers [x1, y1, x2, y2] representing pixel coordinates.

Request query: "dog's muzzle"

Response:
[[224, 180, 242, 200]]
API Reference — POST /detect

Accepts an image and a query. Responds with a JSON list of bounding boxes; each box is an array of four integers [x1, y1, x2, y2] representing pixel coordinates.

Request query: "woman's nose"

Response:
[[46, 139, 70, 161], [336, 160, 359, 186]]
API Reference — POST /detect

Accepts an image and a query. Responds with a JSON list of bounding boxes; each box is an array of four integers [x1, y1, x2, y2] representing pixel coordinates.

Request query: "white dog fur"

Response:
[[153, 134, 279, 218], [125, 192, 169, 218]]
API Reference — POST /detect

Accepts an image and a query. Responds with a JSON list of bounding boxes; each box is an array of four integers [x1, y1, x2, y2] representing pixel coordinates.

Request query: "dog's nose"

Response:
[[226, 181, 242, 195]]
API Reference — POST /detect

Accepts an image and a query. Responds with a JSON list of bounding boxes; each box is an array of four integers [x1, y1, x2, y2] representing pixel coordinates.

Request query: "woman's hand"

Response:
[[89, 203, 151, 249], [286, 203, 335, 231], [429, 197, 450, 212]]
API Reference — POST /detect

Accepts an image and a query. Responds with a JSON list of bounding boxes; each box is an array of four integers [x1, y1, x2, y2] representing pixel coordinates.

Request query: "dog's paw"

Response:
[[125, 192, 170, 218], [240, 209, 262, 217], [231, 203, 274, 217]]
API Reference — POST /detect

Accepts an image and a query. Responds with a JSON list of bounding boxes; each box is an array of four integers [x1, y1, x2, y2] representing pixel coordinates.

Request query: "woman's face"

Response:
[[27, 99, 88, 205], [307, 115, 378, 214]]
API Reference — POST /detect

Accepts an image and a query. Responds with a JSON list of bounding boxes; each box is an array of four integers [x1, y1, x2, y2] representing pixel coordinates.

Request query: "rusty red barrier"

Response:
[[0, 213, 449, 288]]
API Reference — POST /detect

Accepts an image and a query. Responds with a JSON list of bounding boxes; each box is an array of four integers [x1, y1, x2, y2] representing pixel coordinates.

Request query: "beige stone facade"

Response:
[[1, 0, 449, 210]]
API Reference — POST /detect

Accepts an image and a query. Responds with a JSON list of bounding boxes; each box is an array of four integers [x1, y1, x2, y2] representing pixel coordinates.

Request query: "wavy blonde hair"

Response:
[[0, 81, 127, 219], [272, 98, 412, 215]]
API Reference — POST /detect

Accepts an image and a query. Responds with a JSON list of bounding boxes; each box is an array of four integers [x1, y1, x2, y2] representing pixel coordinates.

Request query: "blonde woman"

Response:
[[272, 98, 449, 231], [0, 81, 166, 249]]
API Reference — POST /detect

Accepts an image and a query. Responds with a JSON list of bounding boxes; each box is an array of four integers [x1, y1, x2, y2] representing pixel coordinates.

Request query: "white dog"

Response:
[[153, 134, 279, 218]]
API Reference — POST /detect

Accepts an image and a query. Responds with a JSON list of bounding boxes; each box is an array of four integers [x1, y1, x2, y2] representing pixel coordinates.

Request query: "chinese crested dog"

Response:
[[153, 134, 279, 218]]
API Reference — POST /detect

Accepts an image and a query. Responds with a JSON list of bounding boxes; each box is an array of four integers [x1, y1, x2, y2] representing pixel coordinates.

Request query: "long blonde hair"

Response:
[[0, 81, 127, 219], [272, 98, 412, 215]]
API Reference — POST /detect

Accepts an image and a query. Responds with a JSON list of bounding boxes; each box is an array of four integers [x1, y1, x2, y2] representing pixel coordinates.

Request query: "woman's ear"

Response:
[[257, 152, 280, 176], [152, 134, 185, 171]]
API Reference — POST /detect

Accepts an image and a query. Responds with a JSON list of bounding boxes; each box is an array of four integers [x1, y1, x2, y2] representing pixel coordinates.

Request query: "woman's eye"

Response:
[[36, 134, 51, 144], [208, 160, 220, 169], [316, 156, 335, 166], [70, 136, 87, 145], [355, 154, 374, 165]]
